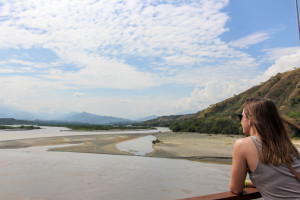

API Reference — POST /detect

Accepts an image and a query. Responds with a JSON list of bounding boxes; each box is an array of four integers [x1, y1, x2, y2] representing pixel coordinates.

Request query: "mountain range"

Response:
[[57, 112, 131, 124], [0, 106, 157, 124]]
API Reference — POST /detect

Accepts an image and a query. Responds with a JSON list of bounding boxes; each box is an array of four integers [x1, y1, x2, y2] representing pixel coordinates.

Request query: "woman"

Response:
[[229, 98, 300, 199]]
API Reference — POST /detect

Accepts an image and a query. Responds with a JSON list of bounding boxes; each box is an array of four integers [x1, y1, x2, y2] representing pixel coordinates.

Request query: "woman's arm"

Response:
[[229, 139, 248, 194], [247, 180, 255, 188]]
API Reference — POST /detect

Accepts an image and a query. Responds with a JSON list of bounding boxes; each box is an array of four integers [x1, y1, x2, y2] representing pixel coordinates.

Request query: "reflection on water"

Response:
[[0, 146, 231, 200], [116, 135, 157, 156]]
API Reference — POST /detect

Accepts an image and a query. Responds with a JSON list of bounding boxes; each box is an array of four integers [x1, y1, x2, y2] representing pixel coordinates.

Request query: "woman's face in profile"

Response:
[[241, 109, 251, 135]]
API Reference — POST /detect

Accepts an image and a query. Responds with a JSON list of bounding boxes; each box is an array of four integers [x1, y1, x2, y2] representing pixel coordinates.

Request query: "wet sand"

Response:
[[0, 131, 299, 163], [149, 132, 241, 163]]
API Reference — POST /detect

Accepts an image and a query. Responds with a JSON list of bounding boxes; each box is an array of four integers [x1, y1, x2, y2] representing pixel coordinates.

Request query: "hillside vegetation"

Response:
[[159, 68, 300, 136], [136, 115, 193, 127]]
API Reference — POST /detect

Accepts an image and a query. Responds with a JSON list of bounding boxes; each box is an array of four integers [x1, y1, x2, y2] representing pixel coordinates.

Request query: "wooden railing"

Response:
[[178, 188, 261, 200]]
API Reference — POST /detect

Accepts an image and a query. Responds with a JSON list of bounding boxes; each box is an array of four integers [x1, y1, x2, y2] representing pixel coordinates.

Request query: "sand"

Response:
[[148, 132, 241, 163], [0, 131, 299, 164], [0, 131, 240, 163]]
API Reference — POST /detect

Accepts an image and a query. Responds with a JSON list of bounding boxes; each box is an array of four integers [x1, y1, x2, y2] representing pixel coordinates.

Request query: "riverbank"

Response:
[[149, 132, 241, 163], [0, 131, 299, 163]]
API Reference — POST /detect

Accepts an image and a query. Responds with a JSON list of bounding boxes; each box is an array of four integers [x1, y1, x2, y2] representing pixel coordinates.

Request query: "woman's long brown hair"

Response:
[[244, 98, 300, 165]]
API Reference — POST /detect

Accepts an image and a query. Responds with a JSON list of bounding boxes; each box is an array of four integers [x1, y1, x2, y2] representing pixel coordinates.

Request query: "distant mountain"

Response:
[[59, 112, 131, 124], [135, 115, 158, 121], [0, 106, 36, 120], [0, 105, 132, 125], [146, 68, 300, 136], [55, 112, 80, 120]]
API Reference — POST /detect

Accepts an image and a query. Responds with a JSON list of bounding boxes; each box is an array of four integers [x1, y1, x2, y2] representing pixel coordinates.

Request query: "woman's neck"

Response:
[[249, 127, 258, 136]]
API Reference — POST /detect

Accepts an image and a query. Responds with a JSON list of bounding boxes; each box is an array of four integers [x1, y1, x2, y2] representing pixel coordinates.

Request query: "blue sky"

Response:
[[0, 0, 299, 119]]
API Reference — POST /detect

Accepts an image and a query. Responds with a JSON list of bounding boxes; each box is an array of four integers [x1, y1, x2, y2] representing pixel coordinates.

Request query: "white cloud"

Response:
[[163, 55, 199, 66], [244, 48, 300, 86], [0, 0, 238, 92], [177, 47, 300, 114], [41, 54, 159, 89], [229, 32, 270, 49], [262, 49, 300, 78], [0, 68, 18, 73], [261, 47, 300, 62], [1, 0, 293, 118], [176, 80, 247, 112], [73, 92, 85, 97], [0, 0, 231, 67], [165, 53, 259, 88], [8, 59, 53, 69]]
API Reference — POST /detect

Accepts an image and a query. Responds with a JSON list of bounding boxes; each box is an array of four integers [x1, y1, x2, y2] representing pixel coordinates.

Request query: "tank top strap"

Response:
[[249, 136, 261, 158]]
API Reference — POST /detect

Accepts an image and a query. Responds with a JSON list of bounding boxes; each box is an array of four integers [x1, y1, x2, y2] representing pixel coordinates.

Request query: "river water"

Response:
[[0, 127, 232, 200]]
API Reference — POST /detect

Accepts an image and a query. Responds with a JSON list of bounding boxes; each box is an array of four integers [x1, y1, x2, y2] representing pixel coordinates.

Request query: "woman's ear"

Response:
[[248, 121, 252, 126]]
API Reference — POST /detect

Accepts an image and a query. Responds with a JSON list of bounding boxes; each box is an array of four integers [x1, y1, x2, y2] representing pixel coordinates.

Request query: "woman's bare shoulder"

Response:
[[234, 137, 253, 149], [235, 136, 253, 144]]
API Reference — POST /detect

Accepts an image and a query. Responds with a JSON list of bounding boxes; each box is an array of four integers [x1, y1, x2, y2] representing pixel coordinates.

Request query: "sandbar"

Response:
[[0, 131, 299, 164]]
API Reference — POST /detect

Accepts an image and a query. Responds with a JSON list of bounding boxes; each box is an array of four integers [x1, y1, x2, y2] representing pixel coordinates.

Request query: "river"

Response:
[[0, 126, 232, 200]]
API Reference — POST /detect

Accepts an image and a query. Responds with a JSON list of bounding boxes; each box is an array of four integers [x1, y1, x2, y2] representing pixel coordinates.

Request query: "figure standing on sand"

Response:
[[230, 98, 300, 199]]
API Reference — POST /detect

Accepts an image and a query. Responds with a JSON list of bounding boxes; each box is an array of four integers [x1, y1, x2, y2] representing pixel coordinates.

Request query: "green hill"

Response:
[[136, 114, 193, 127], [162, 67, 300, 136]]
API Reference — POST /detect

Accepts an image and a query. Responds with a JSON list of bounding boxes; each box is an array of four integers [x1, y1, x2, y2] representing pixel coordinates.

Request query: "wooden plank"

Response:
[[177, 188, 261, 200]]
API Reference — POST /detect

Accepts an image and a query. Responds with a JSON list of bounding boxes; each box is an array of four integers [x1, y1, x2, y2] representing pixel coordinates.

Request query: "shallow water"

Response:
[[0, 127, 232, 200], [116, 135, 157, 156], [0, 126, 170, 141], [0, 146, 231, 200]]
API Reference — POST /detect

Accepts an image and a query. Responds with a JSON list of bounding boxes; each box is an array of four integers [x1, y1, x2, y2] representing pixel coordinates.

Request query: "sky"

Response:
[[0, 0, 300, 120]]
